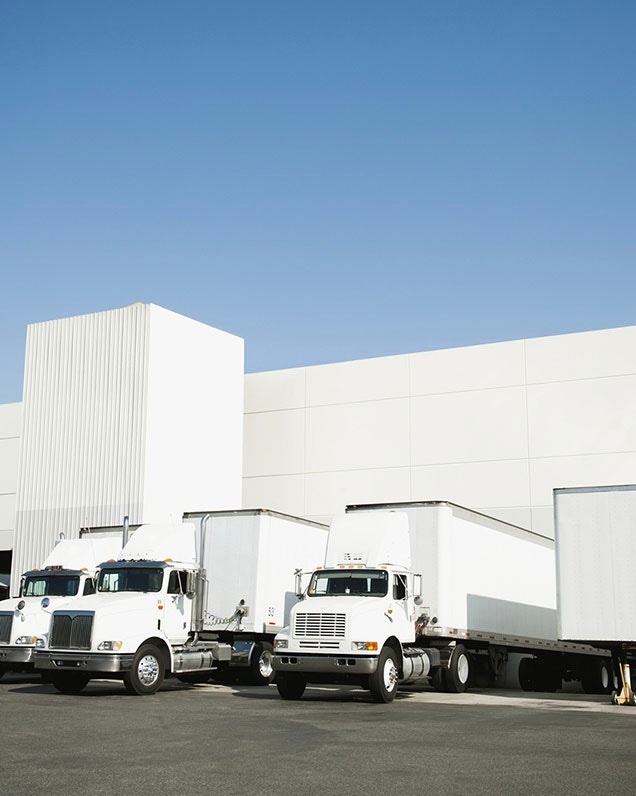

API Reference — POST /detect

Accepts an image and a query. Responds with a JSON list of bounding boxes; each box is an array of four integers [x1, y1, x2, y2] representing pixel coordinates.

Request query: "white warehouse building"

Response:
[[1, 302, 636, 594]]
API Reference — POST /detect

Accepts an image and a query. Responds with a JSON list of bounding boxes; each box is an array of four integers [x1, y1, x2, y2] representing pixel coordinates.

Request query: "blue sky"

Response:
[[2, 1, 635, 404]]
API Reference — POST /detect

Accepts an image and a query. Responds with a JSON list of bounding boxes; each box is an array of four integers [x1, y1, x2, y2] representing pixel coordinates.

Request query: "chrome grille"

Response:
[[0, 612, 12, 644], [50, 613, 94, 650], [294, 612, 346, 638]]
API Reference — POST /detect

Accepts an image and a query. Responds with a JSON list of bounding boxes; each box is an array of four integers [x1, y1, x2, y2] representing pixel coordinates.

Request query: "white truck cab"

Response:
[[273, 512, 430, 702], [0, 538, 120, 678]]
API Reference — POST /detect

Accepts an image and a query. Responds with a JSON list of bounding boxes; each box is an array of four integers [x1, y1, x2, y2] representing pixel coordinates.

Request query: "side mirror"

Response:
[[185, 571, 197, 599], [294, 568, 304, 598]]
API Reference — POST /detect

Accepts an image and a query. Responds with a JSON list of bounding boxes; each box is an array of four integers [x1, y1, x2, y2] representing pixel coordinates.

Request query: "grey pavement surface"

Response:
[[1, 673, 636, 796]]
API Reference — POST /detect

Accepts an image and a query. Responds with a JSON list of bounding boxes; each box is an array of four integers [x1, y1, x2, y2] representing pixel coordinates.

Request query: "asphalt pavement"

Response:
[[1, 673, 635, 796]]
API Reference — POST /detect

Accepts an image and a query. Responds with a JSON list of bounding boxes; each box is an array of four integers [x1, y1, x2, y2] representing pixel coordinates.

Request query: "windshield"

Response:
[[307, 569, 388, 597], [98, 567, 164, 593], [22, 575, 80, 597]]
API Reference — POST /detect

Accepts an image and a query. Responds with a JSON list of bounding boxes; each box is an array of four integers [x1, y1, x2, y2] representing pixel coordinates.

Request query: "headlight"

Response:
[[97, 640, 123, 651], [273, 639, 288, 649], [352, 641, 378, 651], [15, 635, 39, 645]]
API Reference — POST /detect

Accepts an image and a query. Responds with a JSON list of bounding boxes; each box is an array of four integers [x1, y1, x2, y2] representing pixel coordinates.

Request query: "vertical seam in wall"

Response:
[[522, 339, 533, 528], [408, 354, 413, 500], [303, 367, 308, 517]]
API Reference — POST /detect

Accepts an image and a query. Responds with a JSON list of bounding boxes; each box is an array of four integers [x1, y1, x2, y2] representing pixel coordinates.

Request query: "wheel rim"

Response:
[[600, 665, 609, 690], [457, 654, 470, 684], [138, 654, 160, 686], [383, 657, 398, 692], [259, 649, 274, 679]]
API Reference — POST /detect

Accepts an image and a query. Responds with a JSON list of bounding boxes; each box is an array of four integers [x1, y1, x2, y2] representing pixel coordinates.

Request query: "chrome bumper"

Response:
[[33, 650, 135, 674], [0, 646, 35, 665], [273, 653, 378, 675]]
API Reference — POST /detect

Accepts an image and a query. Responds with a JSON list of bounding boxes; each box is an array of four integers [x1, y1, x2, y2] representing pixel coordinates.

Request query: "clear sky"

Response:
[[2, 1, 635, 404]]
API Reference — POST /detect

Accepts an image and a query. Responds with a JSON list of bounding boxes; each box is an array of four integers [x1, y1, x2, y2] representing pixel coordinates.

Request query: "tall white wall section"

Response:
[[0, 403, 22, 554], [11, 304, 243, 593]]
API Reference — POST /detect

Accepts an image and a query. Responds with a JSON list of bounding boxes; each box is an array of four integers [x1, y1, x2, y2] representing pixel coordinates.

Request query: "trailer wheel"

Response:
[[582, 658, 614, 694], [248, 642, 275, 686], [276, 673, 306, 700], [445, 645, 470, 693], [124, 644, 165, 696], [369, 645, 399, 703], [49, 672, 91, 694]]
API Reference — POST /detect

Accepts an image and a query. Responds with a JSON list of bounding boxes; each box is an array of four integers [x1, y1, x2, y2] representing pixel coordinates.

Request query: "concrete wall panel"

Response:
[[409, 340, 525, 396], [244, 368, 306, 413], [305, 399, 410, 473], [243, 409, 305, 477], [527, 376, 636, 458], [410, 387, 528, 465], [306, 355, 409, 406]]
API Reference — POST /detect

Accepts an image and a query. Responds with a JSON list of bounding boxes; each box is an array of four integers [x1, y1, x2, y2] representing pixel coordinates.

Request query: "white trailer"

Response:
[[0, 537, 121, 677], [554, 484, 636, 653], [273, 501, 612, 702], [34, 509, 327, 695]]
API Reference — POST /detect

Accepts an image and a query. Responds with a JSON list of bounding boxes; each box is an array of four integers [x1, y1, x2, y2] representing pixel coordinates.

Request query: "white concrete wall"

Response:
[[0, 403, 22, 553], [243, 325, 636, 534]]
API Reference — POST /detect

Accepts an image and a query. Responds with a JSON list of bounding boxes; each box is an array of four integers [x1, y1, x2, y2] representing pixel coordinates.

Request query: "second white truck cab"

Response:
[[273, 511, 431, 702], [0, 537, 121, 678]]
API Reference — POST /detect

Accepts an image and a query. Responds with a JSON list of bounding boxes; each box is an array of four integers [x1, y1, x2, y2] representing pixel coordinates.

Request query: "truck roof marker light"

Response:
[[164, 558, 173, 562]]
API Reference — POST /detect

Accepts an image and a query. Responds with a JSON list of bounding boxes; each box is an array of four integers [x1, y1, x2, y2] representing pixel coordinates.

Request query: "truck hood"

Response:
[[294, 595, 395, 634]]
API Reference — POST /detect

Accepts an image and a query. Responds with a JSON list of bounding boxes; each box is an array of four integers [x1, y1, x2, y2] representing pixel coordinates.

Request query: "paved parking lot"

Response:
[[2, 673, 636, 796]]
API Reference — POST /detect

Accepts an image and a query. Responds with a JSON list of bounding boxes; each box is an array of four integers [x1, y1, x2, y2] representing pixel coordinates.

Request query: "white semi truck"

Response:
[[34, 509, 327, 695], [272, 501, 612, 702], [554, 484, 636, 676], [0, 537, 121, 678]]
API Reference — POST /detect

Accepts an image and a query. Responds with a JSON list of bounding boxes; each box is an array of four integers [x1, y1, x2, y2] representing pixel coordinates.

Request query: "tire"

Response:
[[123, 644, 165, 696], [49, 672, 91, 694], [445, 644, 471, 693], [519, 657, 535, 691], [369, 645, 399, 703], [247, 642, 275, 686], [430, 667, 449, 692], [276, 673, 306, 700], [582, 658, 613, 695]]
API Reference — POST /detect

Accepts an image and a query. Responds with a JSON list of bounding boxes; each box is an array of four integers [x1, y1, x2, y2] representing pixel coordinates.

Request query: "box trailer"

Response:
[[34, 509, 327, 695], [273, 501, 612, 702], [554, 484, 636, 647]]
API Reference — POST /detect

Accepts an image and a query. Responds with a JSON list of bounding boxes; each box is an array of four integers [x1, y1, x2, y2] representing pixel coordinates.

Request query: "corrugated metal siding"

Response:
[[11, 305, 149, 592]]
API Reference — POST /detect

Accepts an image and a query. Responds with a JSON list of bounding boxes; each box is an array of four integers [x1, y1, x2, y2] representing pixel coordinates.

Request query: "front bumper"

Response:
[[0, 646, 36, 665], [33, 650, 135, 674], [273, 652, 378, 675]]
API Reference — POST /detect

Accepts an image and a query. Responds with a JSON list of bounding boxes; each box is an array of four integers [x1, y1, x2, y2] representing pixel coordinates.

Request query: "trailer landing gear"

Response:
[[611, 662, 635, 706]]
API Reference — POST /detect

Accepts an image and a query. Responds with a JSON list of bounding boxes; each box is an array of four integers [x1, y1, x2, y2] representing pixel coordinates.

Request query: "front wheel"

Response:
[[123, 644, 165, 696], [276, 673, 306, 700], [369, 646, 399, 703]]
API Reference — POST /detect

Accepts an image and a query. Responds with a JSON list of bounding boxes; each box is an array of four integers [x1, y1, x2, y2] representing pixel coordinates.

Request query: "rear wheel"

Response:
[[445, 645, 471, 693], [582, 657, 614, 694], [369, 646, 399, 703], [123, 644, 165, 696], [276, 673, 306, 700], [49, 672, 91, 694]]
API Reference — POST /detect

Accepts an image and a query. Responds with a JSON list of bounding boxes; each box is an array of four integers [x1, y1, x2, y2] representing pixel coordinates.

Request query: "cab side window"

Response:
[[393, 574, 406, 601]]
